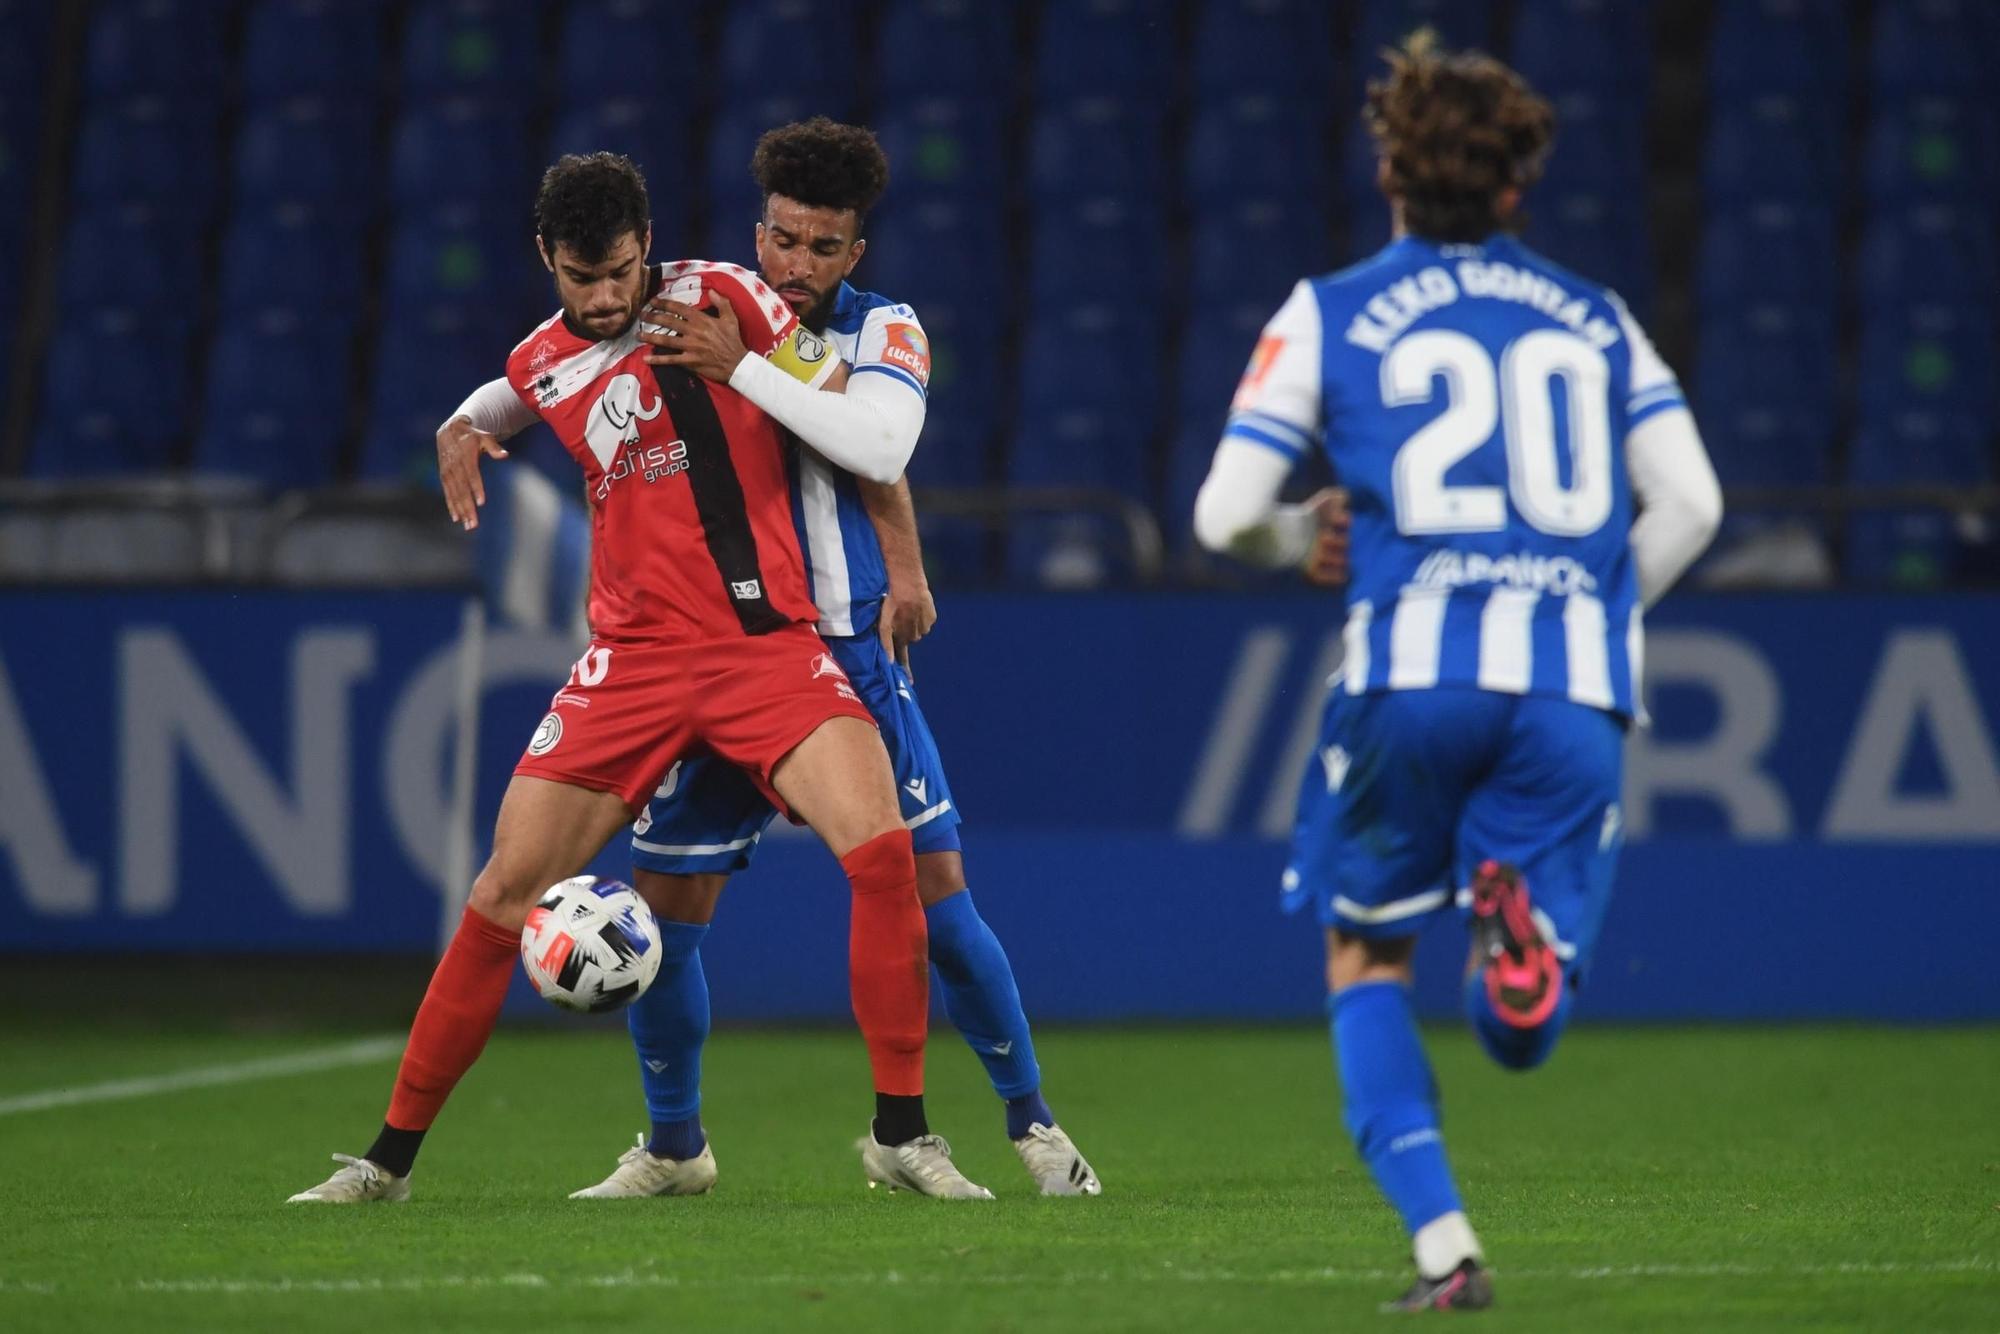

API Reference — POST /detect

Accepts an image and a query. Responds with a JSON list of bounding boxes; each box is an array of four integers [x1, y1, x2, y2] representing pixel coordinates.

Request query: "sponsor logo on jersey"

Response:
[[729, 578, 763, 601], [583, 373, 664, 469], [879, 322, 931, 384], [1232, 333, 1284, 409], [528, 712, 563, 756], [593, 437, 691, 501]]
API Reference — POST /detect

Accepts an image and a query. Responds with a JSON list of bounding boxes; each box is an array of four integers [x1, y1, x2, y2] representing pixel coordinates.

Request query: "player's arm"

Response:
[[1193, 281, 1334, 569], [638, 274, 923, 485], [1611, 296, 1724, 606], [438, 377, 537, 530], [860, 475, 936, 661]]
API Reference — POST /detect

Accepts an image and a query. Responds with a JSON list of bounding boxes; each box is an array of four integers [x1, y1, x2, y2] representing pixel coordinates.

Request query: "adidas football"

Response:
[[520, 876, 662, 1013]]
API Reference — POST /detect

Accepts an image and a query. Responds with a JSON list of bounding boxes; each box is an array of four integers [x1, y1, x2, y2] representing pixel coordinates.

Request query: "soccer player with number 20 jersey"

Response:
[[1196, 34, 1723, 1311]]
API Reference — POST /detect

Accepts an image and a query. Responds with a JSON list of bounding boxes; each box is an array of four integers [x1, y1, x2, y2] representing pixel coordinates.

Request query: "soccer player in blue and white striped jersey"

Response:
[[1195, 34, 1721, 1311]]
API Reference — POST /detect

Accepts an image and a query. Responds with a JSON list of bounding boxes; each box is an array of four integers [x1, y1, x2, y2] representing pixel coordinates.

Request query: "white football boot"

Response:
[[856, 1132, 995, 1199], [286, 1154, 410, 1204], [569, 1133, 719, 1199], [1012, 1123, 1102, 1196]]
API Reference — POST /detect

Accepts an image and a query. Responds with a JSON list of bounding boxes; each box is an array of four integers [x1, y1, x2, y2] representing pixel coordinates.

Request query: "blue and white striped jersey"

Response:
[[791, 282, 932, 637], [1226, 234, 1687, 719]]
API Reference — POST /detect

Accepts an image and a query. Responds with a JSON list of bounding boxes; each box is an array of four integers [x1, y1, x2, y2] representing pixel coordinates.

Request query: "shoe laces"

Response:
[[615, 1133, 649, 1168], [327, 1153, 384, 1184], [898, 1134, 961, 1184]]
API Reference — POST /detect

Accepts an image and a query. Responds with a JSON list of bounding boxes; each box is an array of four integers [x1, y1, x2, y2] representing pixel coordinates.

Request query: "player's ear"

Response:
[[641, 223, 652, 260], [846, 237, 866, 275], [535, 235, 553, 273]]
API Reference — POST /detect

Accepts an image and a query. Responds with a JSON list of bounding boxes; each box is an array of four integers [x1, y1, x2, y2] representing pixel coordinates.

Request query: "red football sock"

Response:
[[842, 828, 927, 1096], [384, 903, 520, 1131]]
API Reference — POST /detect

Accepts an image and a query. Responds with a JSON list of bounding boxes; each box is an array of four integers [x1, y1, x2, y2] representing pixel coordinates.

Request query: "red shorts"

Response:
[[512, 624, 876, 814]]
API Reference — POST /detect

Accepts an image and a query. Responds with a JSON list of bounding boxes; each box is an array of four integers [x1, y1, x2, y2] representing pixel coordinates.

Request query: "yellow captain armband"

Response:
[[767, 324, 840, 389]]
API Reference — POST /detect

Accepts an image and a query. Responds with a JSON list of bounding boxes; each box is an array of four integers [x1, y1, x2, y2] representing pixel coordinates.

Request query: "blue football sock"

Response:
[[1464, 964, 1574, 1072], [627, 918, 710, 1159], [925, 890, 1046, 1127], [1331, 979, 1463, 1235]]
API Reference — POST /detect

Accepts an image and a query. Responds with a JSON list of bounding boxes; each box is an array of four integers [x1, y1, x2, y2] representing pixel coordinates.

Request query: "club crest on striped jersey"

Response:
[[583, 373, 664, 468]]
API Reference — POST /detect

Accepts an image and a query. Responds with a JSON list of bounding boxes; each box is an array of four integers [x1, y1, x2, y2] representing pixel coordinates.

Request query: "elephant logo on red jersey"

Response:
[[583, 373, 664, 468]]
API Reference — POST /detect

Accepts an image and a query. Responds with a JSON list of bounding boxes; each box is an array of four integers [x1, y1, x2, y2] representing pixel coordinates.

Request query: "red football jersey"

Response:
[[507, 261, 838, 644]]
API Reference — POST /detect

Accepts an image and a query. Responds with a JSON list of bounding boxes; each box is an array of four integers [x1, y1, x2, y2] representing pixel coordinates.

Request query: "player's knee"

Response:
[[466, 865, 541, 929]]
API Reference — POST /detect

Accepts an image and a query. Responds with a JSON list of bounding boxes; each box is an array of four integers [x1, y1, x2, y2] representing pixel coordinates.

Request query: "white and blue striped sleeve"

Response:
[[1610, 292, 1687, 427], [1222, 280, 1323, 463]]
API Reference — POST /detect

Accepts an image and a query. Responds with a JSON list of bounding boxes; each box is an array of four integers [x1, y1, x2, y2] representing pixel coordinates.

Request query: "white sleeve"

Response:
[[442, 377, 538, 440], [1193, 439, 1318, 567], [1611, 292, 1689, 426], [1626, 406, 1723, 606], [727, 350, 926, 485], [1221, 279, 1324, 462]]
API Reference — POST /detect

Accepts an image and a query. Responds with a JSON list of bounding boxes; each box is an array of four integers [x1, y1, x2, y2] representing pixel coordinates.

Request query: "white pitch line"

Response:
[[0, 1036, 404, 1117], [0, 1258, 1988, 1298]]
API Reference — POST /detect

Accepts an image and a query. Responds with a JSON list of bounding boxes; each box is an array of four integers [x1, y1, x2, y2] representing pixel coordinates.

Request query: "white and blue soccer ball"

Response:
[[520, 876, 662, 1014]]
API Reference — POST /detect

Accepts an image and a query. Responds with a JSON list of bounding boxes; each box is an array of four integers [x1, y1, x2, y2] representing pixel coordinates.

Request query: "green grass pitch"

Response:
[[0, 1023, 1993, 1332]]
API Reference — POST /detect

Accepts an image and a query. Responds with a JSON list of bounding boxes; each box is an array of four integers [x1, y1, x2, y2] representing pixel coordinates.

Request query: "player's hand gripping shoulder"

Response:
[[638, 285, 758, 383], [437, 414, 510, 530]]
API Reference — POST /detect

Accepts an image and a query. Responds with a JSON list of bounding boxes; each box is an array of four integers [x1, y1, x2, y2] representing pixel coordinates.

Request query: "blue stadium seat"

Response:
[[1843, 416, 1994, 587], [400, 0, 544, 102], [1870, 0, 1988, 98], [1528, 192, 1652, 313], [1708, 0, 1846, 112], [1532, 90, 1645, 201], [1355, 0, 1493, 64], [1697, 204, 1838, 315], [242, 0, 387, 104], [719, 0, 861, 108], [1026, 199, 1167, 318], [1862, 98, 1998, 208], [57, 205, 205, 315], [1191, 0, 1335, 101], [1857, 303, 1997, 426], [1694, 307, 1838, 486], [901, 309, 999, 489], [548, 100, 693, 253], [84, 0, 230, 103], [361, 302, 521, 483], [1701, 97, 1837, 207], [233, 98, 379, 215], [1189, 196, 1331, 309], [1012, 306, 1161, 494], [873, 99, 1007, 207], [385, 208, 541, 315], [218, 205, 368, 323], [1035, 0, 1177, 103], [859, 199, 1009, 318], [390, 99, 532, 209], [72, 99, 221, 216], [558, 0, 702, 103], [876, 0, 1014, 105], [1028, 97, 1167, 205], [195, 315, 351, 488], [1185, 95, 1329, 209], [32, 307, 194, 476], [1511, 0, 1651, 96], [1856, 204, 1997, 304]]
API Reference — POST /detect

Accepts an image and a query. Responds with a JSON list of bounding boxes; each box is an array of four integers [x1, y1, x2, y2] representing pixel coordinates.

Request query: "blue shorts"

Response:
[[629, 629, 962, 875], [1282, 688, 1626, 977]]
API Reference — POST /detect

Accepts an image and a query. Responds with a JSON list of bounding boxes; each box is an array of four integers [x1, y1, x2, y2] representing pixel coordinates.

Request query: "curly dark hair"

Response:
[[750, 117, 890, 227], [1364, 29, 1555, 242], [535, 152, 650, 262]]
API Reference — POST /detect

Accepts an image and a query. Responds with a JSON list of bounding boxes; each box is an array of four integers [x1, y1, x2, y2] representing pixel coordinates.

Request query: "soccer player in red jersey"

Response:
[[288, 153, 991, 1203]]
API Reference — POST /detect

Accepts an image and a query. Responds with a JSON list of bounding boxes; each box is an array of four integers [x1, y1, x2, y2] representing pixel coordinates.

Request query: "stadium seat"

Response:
[[1027, 97, 1168, 205], [242, 0, 387, 104], [1025, 199, 1167, 318], [1701, 97, 1837, 207], [1696, 204, 1838, 317], [548, 100, 693, 253], [217, 205, 369, 324], [1184, 95, 1329, 209], [72, 99, 222, 217], [1035, 0, 1177, 104], [859, 199, 1009, 319], [1694, 307, 1838, 486], [385, 208, 542, 317], [872, 99, 1008, 207], [1708, 0, 1847, 112], [83, 0, 230, 103], [1011, 306, 1162, 496], [389, 99, 532, 209], [32, 307, 193, 476], [1355, 0, 1493, 63], [361, 302, 522, 484], [1856, 303, 1997, 425], [232, 98, 380, 215], [1531, 91, 1646, 202], [56, 205, 205, 315], [1861, 98, 1998, 208], [719, 0, 861, 109], [1189, 196, 1332, 309], [399, 0, 544, 102], [901, 309, 1000, 489], [1510, 0, 1651, 96], [1844, 416, 1993, 586], [1855, 204, 1997, 305], [558, 0, 703, 104], [195, 314, 352, 488], [1530, 192, 1652, 312], [876, 0, 1014, 105], [1869, 0, 1988, 98], [1190, 0, 1335, 101]]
